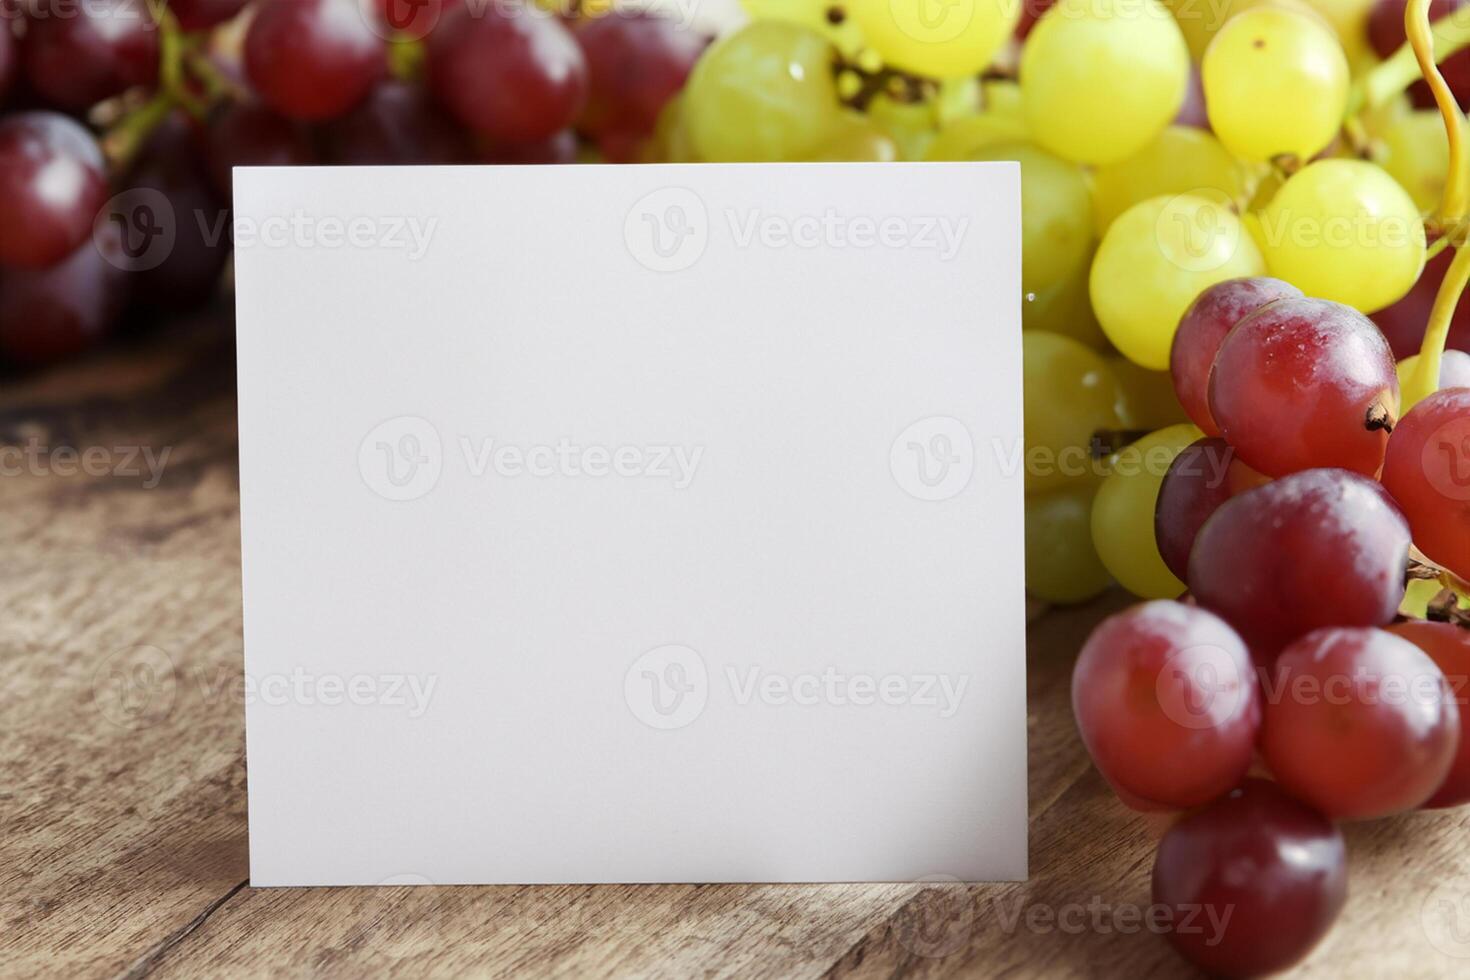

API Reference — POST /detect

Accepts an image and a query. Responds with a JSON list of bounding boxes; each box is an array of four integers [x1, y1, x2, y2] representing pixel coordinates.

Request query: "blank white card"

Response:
[[233, 162, 1026, 885]]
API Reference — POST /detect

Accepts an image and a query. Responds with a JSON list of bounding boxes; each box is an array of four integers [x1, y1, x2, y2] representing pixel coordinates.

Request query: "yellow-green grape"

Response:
[[1023, 331, 1129, 493], [923, 113, 1029, 160], [1110, 357, 1189, 430], [1300, 0, 1377, 72], [1091, 193, 1267, 370], [647, 96, 700, 163], [1091, 126, 1256, 232], [740, 0, 867, 57], [852, 0, 1021, 79], [802, 113, 900, 161], [867, 92, 937, 160], [1257, 159, 1427, 313], [1091, 423, 1202, 599], [1379, 110, 1465, 214], [1021, 0, 1190, 165], [1026, 484, 1115, 603], [1023, 251, 1110, 351], [935, 76, 983, 125], [1361, 91, 1412, 141], [1202, 5, 1348, 164], [963, 142, 1094, 294], [683, 22, 841, 162]]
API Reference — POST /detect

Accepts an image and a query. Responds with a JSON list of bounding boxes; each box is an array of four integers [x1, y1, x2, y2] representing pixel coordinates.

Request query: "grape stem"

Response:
[[1407, 0, 1468, 228], [1356, 6, 1470, 112]]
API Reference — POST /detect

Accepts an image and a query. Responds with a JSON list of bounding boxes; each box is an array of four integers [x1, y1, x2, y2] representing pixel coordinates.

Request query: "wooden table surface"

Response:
[[3, 316, 1468, 979]]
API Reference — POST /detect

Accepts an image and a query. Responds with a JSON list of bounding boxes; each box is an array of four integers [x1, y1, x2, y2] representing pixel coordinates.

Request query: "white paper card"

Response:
[[234, 162, 1026, 885]]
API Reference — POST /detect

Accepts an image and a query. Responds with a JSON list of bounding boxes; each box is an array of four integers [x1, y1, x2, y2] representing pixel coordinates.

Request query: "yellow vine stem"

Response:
[[1357, 6, 1470, 111], [1406, 0, 1470, 410]]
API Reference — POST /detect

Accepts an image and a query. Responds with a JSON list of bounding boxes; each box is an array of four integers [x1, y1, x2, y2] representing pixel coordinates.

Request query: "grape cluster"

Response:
[[0, 0, 710, 368]]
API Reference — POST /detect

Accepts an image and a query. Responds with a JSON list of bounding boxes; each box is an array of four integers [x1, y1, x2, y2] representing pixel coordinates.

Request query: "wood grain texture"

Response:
[[2, 322, 1468, 978]]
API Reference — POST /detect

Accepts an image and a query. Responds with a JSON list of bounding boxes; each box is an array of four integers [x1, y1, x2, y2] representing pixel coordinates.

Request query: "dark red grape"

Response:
[[1016, 0, 1057, 38], [574, 13, 708, 141], [1381, 387, 1470, 579], [170, 0, 251, 30], [1388, 620, 1470, 808], [1262, 627, 1459, 818], [1189, 469, 1411, 654], [427, 4, 587, 144], [1210, 297, 1399, 478], [1154, 437, 1269, 581], [117, 111, 230, 310], [1152, 779, 1346, 977], [477, 129, 578, 165], [21, 0, 159, 111], [1373, 247, 1470, 359], [1072, 601, 1259, 809], [1171, 277, 1301, 436], [1369, 0, 1470, 108], [364, 0, 450, 42], [321, 79, 467, 164], [204, 100, 315, 200], [244, 0, 385, 121], [0, 112, 110, 268], [0, 18, 16, 103], [0, 224, 127, 368]]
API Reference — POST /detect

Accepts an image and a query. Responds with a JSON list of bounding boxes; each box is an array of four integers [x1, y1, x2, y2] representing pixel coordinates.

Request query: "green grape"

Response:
[[647, 95, 700, 163], [923, 113, 1029, 161], [1301, 0, 1377, 72], [1026, 484, 1115, 604], [1110, 357, 1189, 430], [1091, 423, 1201, 599], [1023, 331, 1129, 493], [1256, 159, 1426, 313], [683, 22, 841, 162], [1091, 126, 1256, 232], [1379, 110, 1465, 215], [852, 0, 1021, 79], [960, 142, 1093, 295], [1023, 251, 1110, 351], [867, 93, 937, 160], [981, 79, 1023, 117], [1202, 5, 1349, 164], [802, 112, 899, 161], [741, 0, 866, 57], [1021, 0, 1190, 165], [1090, 193, 1267, 370]]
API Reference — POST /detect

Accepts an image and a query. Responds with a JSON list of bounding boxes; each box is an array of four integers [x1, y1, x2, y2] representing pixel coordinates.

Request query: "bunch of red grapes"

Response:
[[1075, 276, 1470, 976], [0, 0, 708, 369]]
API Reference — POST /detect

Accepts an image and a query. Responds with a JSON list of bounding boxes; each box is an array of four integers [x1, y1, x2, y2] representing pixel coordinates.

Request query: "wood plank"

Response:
[[4, 326, 1469, 978]]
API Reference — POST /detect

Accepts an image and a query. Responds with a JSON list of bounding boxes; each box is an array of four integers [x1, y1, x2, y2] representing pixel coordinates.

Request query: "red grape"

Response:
[[1381, 387, 1470, 579], [170, 0, 252, 30], [574, 13, 708, 142], [1171, 277, 1301, 436], [1154, 437, 1269, 581], [117, 110, 231, 310], [21, 0, 159, 111], [427, 4, 588, 144], [0, 17, 16, 103], [1261, 627, 1459, 818], [1015, 0, 1057, 38], [1189, 469, 1411, 654], [1152, 779, 1346, 977], [0, 224, 127, 368], [1432, 350, 1470, 388], [1388, 620, 1470, 808], [364, 0, 449, 42], [244, 0, 385, 121], [204, 101, 315, 199], [0, 112, 110, 268], [477, 129, 578, 165], [1372, 248, 1470, 359], [1072, 601, 1259, 809], [1369, 0, 1470, 109], [321, 79, 467, 164], [1209, 297, 1399, 478]]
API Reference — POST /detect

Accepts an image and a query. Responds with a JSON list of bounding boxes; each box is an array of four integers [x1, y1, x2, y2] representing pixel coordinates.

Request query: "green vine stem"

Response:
[[1356, 6, 1470, 112], [1405, 0, 1470, 410]]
